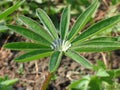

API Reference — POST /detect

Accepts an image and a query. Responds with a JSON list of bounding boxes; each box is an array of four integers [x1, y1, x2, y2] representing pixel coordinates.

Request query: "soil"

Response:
[[1, 0, 120, 90]]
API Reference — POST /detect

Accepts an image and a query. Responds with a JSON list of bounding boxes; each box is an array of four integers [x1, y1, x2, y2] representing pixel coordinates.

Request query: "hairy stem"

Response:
[[41, 72, 54, 90]]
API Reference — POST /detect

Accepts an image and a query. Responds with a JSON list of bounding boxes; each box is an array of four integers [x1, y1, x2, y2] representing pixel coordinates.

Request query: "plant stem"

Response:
[[108, 52, 112, 69], [41, 72, 54, 90]]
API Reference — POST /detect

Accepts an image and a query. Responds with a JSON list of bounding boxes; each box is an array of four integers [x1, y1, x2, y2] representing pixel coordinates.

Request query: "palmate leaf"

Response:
[[0, 0, 25, 20], [60, 6, 70, 40], [36, 8, 58, 39], [67, 0, 99, 41], [4, 42, 51, 50], [18, 15, 53, 42], [65, 50, 92, 69], [15, 50, 53, 62], [49, 51, 62, 72], [7, 25, 51, 46], [72, 41, 120, 52], [72, 15, 120, 45]]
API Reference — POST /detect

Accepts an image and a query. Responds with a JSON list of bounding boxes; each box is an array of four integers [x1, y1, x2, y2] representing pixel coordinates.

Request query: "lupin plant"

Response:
[[4, 0, 120, 72], [4, 0, 120, 89]]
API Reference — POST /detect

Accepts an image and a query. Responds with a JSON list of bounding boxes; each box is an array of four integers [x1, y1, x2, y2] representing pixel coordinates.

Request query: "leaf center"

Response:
[[51, 39, 71, 52]]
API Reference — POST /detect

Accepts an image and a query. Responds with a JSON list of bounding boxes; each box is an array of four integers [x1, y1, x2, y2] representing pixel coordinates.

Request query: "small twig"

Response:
[[0, 35, 11, 52], [20, 79, 36, 83], [27, 72, 42, 75], [101, 52, 108, 69], [35, 61, 39, 78]]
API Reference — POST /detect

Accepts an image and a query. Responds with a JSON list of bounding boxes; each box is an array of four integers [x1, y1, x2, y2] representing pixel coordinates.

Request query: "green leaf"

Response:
[[93, 60, 106, 71], [0, 79, 18, 86], [68, 76, 90, 90], [96, 69, 109, 77], [107, 69, 120, 78], [89, 76, 101, 90], [7, 25, 51, 46], [65, 50, 92, 69], [36, 8, 58, 39], [60, 6, 70, 40], [67, 0, 99, 41], [49, 51, 62, 73], [0, 0, 25, 20], [4, 42, 51, 50], [15, 50, 53, 62], [72, 41, 120, 52], [19, 15, 53, 42], [73, 15, 120, 45]]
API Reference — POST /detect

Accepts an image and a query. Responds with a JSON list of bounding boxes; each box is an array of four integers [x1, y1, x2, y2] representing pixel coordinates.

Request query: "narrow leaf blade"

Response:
[[1, 79, 18, 86], [15, 50, 53, 62], [49, 51, 62, 73], [19, 15, 53, 42], [60, 6, 70, 40], [7, 25, 51, 46], [73, 36, 119, 46], [73, 15, 120, 45], [4, 42, 51, 50], [72, 41, 120, 52], [0, 0, 25, 20], [68, 0, 99, 41], [36, 8, 58, 39], [65, 50, 92, 69]]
